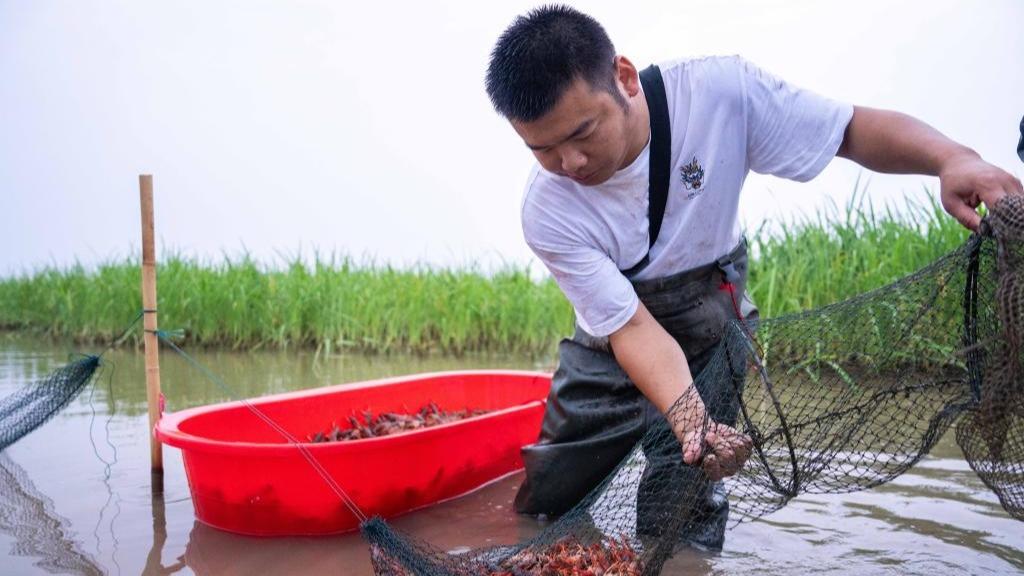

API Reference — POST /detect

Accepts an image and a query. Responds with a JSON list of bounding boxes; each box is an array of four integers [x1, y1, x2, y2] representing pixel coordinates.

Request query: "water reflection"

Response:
[[143, 491, 186, 576], [179, 519, 368, 576], [168, 472, 545, 576], [0, 453, 103, 575]]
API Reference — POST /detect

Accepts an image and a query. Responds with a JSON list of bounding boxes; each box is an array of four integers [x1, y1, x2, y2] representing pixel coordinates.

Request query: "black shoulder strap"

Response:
[[621, 64, 671, 278]]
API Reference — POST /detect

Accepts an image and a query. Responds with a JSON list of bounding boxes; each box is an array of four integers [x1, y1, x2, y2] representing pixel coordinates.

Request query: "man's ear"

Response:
[[613, 55, 640, 98]]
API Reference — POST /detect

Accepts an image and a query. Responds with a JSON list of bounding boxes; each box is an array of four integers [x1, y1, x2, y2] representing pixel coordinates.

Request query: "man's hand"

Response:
[[837, 106, 1023, 231], [670, 385, 753, 481], [700, 422, 754, 480], [939, 152, 1023, 231]]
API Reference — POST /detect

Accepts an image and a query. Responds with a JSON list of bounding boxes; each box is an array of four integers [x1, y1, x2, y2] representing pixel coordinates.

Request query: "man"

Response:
[[485, 5, 1023, 550]]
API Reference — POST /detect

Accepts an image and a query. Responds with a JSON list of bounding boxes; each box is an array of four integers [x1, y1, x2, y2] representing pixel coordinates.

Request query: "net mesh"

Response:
[[956, 195, 1024, 522], [0, 355, 100, 452], [361, 195, 1024, 575]]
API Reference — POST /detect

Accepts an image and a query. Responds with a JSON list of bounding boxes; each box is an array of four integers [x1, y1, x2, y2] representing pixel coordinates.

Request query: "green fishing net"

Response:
[[0, 355, 100, 452]]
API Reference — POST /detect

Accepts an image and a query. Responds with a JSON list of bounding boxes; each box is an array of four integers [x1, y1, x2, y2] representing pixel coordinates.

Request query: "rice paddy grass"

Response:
[[0, 192, 971, 355]]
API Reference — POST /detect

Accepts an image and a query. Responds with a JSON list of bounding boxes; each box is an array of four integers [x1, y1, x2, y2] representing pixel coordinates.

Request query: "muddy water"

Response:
[[0, 334, 1021, 576]]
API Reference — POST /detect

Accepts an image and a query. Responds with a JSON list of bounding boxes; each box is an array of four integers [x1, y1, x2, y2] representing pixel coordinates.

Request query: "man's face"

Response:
[[511, 77, 634, 187]]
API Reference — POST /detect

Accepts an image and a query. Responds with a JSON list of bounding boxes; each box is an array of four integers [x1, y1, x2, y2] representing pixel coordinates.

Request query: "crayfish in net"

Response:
[[370, 534, 643, 576], [496, 535, 644, 576]]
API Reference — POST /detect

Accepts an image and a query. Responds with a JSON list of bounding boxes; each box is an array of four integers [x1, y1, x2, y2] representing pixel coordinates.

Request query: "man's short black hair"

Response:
[[486, 5, 624, 122]]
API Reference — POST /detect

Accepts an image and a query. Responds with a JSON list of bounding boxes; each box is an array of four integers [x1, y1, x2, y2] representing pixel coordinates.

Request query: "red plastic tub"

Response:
[[155, 370, 551, 536]]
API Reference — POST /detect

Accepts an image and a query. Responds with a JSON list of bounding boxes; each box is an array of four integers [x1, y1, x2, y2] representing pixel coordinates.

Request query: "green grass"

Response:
[[0, 255, 573, 355], [746, 189, 969, 318], [744, 190, 974, 375], [0, 190, 972, 355]]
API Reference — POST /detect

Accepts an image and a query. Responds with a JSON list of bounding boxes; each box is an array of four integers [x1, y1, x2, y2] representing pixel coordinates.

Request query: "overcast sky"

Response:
[[2, 0, 1022, 275]]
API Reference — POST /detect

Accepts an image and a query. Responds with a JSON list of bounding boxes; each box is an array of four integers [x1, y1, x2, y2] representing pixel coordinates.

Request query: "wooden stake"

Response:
[[140, 174, 164, 479]]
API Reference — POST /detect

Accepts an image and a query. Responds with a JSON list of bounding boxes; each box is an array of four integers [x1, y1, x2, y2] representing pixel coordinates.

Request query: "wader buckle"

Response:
[[717, 257, 741, 285]]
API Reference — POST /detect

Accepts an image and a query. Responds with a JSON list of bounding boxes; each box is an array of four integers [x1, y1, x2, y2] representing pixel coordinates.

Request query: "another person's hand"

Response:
[[939, 152, 1023, 231]]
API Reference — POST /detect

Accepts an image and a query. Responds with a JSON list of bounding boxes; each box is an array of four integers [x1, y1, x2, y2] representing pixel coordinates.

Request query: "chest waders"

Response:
[[513, 65, 759, 551]]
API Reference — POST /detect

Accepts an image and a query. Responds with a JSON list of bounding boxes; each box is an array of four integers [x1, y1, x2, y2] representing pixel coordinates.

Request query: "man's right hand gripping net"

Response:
[[362, 196, 1024, 576]]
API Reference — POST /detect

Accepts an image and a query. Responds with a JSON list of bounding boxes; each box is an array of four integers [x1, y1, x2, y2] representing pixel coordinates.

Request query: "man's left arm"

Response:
[[836, 106, 1023, 230]]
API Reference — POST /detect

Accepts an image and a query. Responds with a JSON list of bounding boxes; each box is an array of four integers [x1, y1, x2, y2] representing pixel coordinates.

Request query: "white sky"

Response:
[[2, 0, 1022, 275]]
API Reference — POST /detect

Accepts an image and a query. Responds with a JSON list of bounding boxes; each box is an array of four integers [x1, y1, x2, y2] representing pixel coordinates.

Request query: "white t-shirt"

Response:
[[520, 55, 854, 338]]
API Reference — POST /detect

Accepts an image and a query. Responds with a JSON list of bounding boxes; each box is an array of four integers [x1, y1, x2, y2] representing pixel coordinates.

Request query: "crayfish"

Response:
[[369, 535, 644, 576], [497, 535, 644, 576], [308, 402, 487, 443]]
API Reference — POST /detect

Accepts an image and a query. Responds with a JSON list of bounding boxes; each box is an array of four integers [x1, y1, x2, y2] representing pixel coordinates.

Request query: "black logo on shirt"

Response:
[[679, 156, 705, 198]]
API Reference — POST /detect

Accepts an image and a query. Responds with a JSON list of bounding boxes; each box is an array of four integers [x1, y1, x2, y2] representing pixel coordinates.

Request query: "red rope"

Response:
[[719, 280, 764, 358], [719, 281, 744, 321]]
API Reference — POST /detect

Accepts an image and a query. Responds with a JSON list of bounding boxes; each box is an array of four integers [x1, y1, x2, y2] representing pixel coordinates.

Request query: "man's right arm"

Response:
[[609, 301, 752, 481], [521, 179, 752, 479]]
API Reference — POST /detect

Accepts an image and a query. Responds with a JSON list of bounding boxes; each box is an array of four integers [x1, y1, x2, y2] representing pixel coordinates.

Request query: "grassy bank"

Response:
[[0, 256, 572, 355], [0, 194, 970, 355]]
